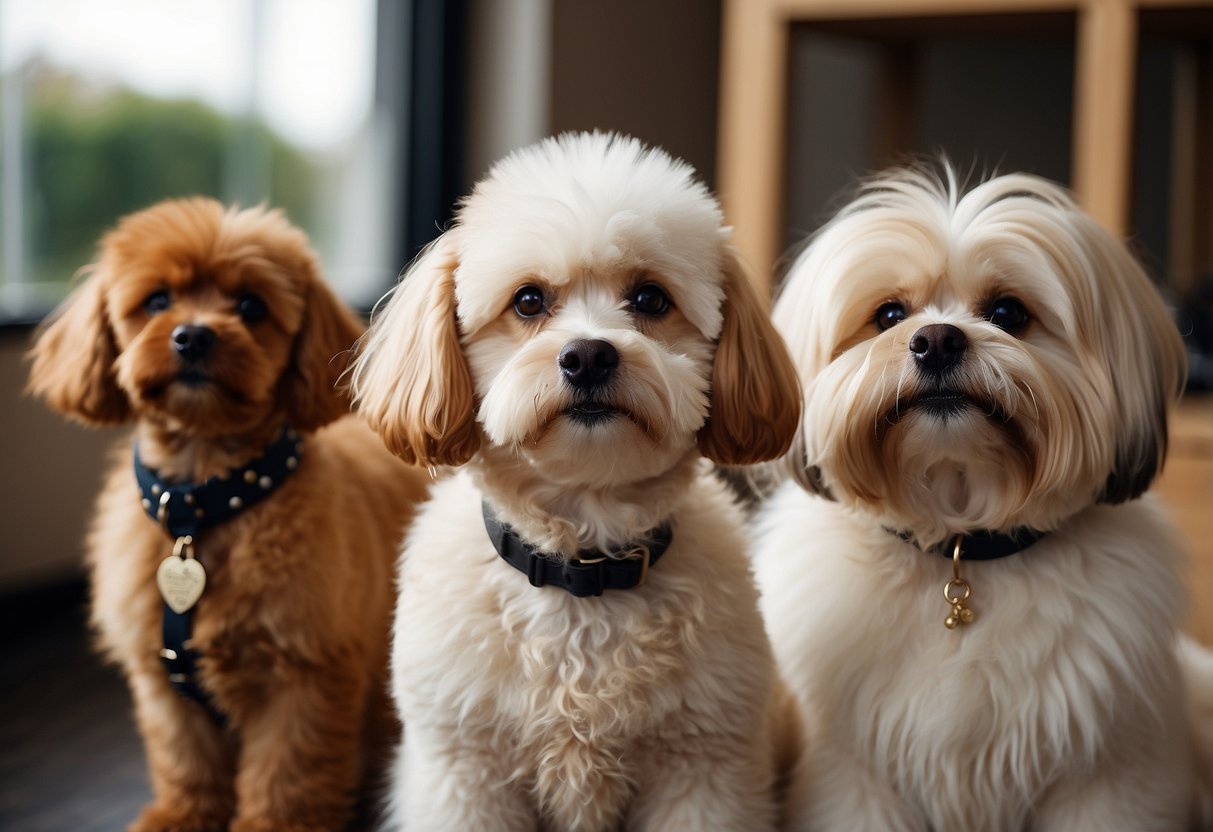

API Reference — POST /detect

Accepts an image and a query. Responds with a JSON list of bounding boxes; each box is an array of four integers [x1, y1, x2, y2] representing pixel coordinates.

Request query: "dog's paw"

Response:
[[128, 802, 231, 832]]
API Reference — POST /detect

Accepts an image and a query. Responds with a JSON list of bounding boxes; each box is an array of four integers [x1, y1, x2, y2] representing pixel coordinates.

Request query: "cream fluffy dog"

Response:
[[753, 167, 1213, 831], [350, 132, 801, 831]]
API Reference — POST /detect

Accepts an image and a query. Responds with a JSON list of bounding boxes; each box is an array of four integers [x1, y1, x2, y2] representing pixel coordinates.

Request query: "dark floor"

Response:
[[0, 581, 151, 831]]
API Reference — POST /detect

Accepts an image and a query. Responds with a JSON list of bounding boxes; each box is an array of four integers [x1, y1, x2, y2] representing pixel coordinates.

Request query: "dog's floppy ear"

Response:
[[280, 266, 367, 432], [697, 248, 802, 466], [350, 235, 480, 467], [27, 270, 131, 425], [1091, 223, 1187, 504]]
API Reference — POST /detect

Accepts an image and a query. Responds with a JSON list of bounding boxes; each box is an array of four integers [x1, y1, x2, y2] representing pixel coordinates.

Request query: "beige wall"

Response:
[[0, 330, 119, 589]]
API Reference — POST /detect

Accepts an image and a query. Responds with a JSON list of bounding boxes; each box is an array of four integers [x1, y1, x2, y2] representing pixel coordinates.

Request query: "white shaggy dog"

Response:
[[351, 132, 801, 831], [754, 166, 1213, 831]]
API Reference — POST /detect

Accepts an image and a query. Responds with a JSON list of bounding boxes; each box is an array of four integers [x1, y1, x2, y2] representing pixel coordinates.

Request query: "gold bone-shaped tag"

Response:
[[157, 553, 206, 614]]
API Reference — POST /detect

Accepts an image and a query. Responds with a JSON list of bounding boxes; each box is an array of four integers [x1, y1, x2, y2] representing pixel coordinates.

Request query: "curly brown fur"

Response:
[[28, 198, 429, 832]]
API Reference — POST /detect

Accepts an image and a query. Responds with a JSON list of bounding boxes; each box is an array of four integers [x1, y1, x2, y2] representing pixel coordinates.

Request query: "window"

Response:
[[0, 0, 399, 322]]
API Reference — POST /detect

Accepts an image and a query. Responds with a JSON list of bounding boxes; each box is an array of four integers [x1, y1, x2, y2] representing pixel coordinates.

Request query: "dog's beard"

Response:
[[116, 327, 283, 435], [807, 327, 1116, 542], [471, 327, 711, 485]]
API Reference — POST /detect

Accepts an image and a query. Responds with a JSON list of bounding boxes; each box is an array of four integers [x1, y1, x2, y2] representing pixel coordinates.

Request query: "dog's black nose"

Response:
[[909, 324, 966, 375], [558, 339, 619, 389], [171, 324, 216, 363]]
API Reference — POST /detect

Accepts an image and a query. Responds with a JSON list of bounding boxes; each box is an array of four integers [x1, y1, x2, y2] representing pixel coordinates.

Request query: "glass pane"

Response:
[[0, 0, 393, 321]]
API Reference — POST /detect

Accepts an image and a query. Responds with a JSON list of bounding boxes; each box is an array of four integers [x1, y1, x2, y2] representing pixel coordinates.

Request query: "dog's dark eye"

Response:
[[629, 283, 671, 317], [875, 301, 907, 331], [987, 297, 1029, 332], [143, 290, 171, 315], [512, 285, 546, 318], [238, 294, 268, 323]]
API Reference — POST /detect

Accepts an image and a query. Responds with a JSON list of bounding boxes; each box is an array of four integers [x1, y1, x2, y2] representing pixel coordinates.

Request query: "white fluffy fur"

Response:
[[755, 166, 1213, 830], [352, 133, 798, 831], [396, 470, 776, 832]]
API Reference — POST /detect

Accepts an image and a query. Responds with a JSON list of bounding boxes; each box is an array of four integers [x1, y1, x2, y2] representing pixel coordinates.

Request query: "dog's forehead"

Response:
[[451, 134, 728, 339], [99, 204, 311, 331]]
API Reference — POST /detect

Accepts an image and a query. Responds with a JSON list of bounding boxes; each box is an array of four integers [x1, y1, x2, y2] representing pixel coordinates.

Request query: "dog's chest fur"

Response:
[[755, 484, 1188, 830], [395, 471, 773, 825]]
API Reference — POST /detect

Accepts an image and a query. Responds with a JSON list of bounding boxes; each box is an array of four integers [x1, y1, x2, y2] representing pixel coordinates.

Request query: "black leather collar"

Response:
[[890, 527, 1047, 560], [135, 425, 301, 721], [482, 502, 673, 597]]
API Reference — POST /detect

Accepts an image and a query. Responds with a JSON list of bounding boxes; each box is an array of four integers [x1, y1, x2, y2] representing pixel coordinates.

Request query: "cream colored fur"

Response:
[[754, 166, 1213, 831], [398, 470, 779, 831], [351, 132, 800, 831]]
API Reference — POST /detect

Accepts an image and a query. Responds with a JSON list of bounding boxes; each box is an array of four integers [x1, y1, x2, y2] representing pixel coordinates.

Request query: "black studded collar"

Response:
[[134, 426, 302, 538]]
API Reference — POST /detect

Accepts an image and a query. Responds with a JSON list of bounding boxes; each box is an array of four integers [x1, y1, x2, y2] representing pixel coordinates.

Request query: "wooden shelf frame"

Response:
[[717, 0, 1213, 293]]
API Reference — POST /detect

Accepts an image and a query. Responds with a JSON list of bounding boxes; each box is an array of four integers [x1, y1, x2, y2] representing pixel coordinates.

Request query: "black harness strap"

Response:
[[159, 601, 222, 722], [135, 426, 302, 720]]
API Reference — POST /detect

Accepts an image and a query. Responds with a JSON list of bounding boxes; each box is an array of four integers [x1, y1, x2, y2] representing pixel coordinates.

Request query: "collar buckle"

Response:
[[571, 555, 608, 565], [560, 543, 653, 596], [618, 543, 651, 586], [562, 555, 608, 597]]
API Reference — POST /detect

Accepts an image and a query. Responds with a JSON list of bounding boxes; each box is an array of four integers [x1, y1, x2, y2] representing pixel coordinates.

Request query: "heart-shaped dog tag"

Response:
[[157, 555, 207, 614]]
